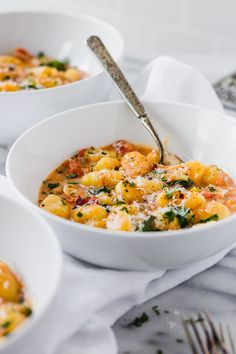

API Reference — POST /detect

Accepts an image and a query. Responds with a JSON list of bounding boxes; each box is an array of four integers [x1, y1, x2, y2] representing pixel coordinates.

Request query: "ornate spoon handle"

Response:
[[87, 36, 165, 163], [87, 35, 146, 118]]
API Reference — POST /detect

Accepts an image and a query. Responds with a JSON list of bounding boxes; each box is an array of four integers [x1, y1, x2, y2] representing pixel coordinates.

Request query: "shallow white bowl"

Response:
[[0, 177, 62, 353], [6, 101, 236, 270], [0, 10, 124, 145]]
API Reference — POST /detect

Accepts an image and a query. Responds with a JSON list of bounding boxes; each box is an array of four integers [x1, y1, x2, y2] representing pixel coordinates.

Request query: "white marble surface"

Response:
[[1, 56, 236, 353], [113, 249, 236, 353]]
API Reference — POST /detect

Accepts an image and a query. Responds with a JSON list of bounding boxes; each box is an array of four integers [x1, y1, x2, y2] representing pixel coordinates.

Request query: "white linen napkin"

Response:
[[1, 56, 232, 354]]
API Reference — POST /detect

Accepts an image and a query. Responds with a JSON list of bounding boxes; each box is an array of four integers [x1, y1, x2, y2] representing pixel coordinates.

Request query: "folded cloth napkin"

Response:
[[0, 56, 232, 354]]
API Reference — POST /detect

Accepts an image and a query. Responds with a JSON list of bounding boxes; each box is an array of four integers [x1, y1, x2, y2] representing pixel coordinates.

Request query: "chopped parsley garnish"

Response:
[[89, 187, 110, 195], [163, 210, 175, 223], [37, 51, 45, 58], [199, 214, 219, 223], [124, 181, 135, 187], [130, 312, 149, 327], [161, 176, 167, 182], [46, 60, 68, 71], [1, 321, 11, 328], [47, 183, 59, 189], [209, 186, 217, 192], [66, 173, 78, 179], [164, 206, 194, 228], [101, 151, 107, 155], [77, 212, 83, 218], [152, 305, 160, 316], [156, 350, 163, 354], [141, 215, 156, 232], [165, 190, 173, 199], [115, 200, 125, 205], [21, 306, 32, 317], [167, 178, 194, 189], [121, 207, 129, 213]]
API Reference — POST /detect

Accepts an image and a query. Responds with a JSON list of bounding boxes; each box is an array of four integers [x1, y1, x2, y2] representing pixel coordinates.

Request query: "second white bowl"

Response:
[[0, 10, 124, 145]]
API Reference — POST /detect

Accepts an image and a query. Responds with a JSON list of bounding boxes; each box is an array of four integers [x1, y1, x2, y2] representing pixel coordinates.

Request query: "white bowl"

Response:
[[0, 177, 62, 353], [6, 101, 236, 270], [0, 10, 124, 145]]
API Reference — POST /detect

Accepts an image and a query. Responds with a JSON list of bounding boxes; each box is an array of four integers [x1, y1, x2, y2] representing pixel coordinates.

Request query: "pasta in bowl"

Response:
[[0, 48, 85, 91], [38, 140, 236, 232], [0, 261, 32, 340], [6, 101, 236, 270]]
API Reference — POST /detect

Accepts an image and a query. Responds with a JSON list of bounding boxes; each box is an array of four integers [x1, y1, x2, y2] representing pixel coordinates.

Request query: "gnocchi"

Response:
[[39, 140, 236, 232], [0, 47, 86, 92], [0, 261, 32, 338]]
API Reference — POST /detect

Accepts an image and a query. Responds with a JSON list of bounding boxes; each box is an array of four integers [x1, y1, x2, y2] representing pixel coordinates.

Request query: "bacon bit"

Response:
[[67, 159, 83, 177], [78, 148, 87, 157], [112, 140, 135, 155], [202, 190, 215, 199], [14, 48, 33, 61], [75, 196, 90, 206]]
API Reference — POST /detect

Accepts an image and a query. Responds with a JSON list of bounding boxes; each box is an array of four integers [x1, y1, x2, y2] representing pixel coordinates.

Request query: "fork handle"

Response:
[[87, 35, 146, 118]]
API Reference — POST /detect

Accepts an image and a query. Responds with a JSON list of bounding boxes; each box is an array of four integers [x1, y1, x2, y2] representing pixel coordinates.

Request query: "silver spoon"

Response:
[[87, 36, 182, 166]]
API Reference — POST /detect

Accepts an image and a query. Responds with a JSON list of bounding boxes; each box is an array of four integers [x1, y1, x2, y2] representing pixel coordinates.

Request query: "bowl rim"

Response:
[[0, 190, 62, 352], [6, 99, 236, 240], [0, 9, 124, 96]]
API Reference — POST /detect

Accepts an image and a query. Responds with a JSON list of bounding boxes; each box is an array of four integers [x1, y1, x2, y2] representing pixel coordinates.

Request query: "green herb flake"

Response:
[[47, 183, 59, 190], [156, 350, 163, 354], [130, 312, 149, 327], [141, 215, 156, 232], [163, 210, 175, 223], [161, 176, 167, 182], [46, 60, 68, 71], [165, 190, 173, 199], [115, 200, 125, 205], [124, 181, 135, 187], [176, 338, 184, 343], [152, 305, 160, 316], [1, 321, 11, 329], [199, 214, 219, 223], [77, 212, 83, 218], [89, 187, 110, 195], [37, 51, 45, 58], [21, 306, 32, 317], [121, 207, 129, 213], [167, 178, 195, 189], [209, 186, 217, 192], [66, 173, 78, 179], [164, 207, 194, 228]]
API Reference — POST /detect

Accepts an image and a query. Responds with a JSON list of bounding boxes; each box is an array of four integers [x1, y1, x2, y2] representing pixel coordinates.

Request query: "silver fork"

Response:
[[182, 313, 236, 354]]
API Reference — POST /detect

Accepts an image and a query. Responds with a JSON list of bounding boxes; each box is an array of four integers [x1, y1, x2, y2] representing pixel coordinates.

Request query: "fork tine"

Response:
[[189, 316, 210, 354], [197, 313, 216, 353], [219, 323, 225, 344], [227, 324, 236, 354], [182, 319, 200, 354], [204, 312, 228, 354]]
